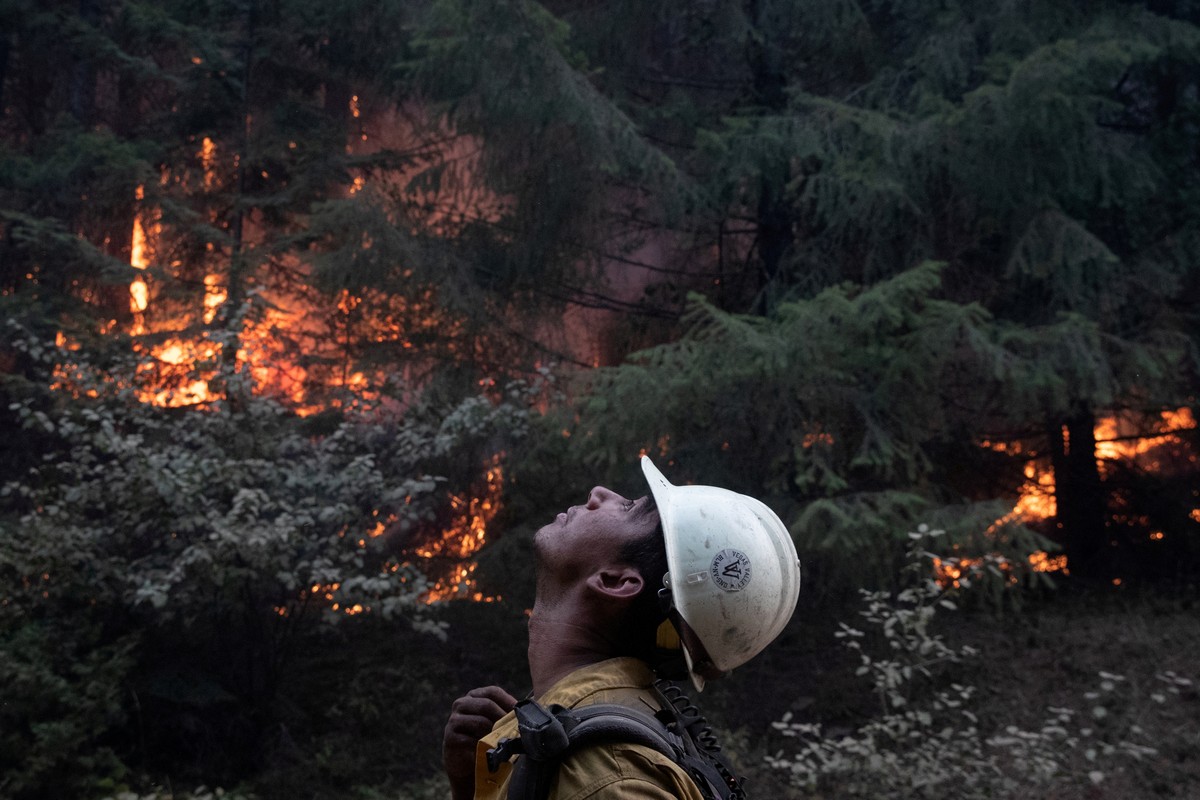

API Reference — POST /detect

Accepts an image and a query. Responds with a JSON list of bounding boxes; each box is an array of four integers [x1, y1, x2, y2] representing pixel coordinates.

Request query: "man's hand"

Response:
[[443, 685, 518, 800]]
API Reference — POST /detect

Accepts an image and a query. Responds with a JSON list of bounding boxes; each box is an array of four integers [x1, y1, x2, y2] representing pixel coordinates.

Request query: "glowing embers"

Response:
[[132, 336, 223, 407], [420, 562, 495, 605], [199, 137, 218, 189], [203, 274, 227, 324], [274, 582, 366, 619], [979, 438, 1057, 522], [310, 581, 367, 616], [1014, 459, 1057, 520], [272, 459, 507, 620], [931, 555, 988, 589], [327, 457, 505, 614], [931, 550, 1070, 589], [1028, 551, 1069, 574]]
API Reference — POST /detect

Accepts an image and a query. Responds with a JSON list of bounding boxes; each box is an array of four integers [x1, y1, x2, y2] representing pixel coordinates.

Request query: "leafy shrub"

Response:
[[101, 788, 256, 800], [0, 624, 135, 798], [766, 526, 1176, 798], [0, 325, 534, 795]]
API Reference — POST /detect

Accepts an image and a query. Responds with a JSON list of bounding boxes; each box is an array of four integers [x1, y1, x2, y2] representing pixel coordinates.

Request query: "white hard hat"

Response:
[[641, 456, 801, 691]]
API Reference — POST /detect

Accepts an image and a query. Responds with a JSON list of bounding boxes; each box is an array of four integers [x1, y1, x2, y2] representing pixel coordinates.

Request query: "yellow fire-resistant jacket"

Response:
[[474, 657, 708, 800]]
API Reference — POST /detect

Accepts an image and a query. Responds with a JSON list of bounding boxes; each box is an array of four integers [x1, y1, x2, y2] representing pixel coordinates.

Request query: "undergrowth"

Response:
[[764, 526, 1198, 799]]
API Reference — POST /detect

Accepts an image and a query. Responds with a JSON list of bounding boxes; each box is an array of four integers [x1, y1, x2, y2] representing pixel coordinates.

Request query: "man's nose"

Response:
[[586, 486, 621, 509]]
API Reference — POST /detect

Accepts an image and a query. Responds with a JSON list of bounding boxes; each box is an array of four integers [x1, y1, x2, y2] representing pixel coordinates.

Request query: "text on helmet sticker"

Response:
[[710, 548, 752, 592]]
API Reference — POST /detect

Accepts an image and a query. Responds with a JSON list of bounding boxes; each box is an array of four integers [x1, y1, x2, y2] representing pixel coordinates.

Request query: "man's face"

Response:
[[534, 486, 660, 585]]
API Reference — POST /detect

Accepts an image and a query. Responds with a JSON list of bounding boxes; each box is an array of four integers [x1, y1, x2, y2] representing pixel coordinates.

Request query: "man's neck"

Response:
[[526, 605, 622, 698]]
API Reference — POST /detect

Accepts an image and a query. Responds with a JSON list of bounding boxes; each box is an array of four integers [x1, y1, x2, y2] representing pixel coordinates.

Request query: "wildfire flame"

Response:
[[413, 454, 506, 603], [967, 407, 1200, 585], [106, 153, 373, 411], [130, 184, 153, 333], [931, 549, 1069, 590], [1094, 408, 1196, 469], [272, 457, 506, 619], [44, 102, 524, 621], [992, 408, 1198, 528], [52, 92, 510, 416]]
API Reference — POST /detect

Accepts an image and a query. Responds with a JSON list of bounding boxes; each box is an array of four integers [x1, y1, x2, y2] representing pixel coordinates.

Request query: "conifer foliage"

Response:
[[521, 0, 1200, 582], [3, 0, 1200, 797]]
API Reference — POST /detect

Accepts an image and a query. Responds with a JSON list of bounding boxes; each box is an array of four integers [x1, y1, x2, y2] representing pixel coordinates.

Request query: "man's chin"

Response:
[[535, 512, 566, 535], [532, 521, 556, 546]]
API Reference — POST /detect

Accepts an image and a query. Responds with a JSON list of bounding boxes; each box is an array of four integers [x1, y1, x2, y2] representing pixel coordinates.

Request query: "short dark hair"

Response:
[[616, 497, 668, 659]]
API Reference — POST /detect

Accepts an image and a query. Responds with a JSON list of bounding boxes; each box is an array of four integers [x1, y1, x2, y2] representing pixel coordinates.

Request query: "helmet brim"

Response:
[[640, 455, 800, 692], [641, 456, 708, 691]]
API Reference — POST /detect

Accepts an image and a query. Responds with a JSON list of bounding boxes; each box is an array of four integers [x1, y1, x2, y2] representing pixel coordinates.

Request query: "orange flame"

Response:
[[113, 174, 353, 410], [931, 549, 1069, 589], [1094, 408, 1196, 470], [46, 114, 530, 617], [199, 137, 217, 189], [979, 407, 1198, 579], [63, 102, 508, 415], [417, 455, 505, 602], [294, 456, 507, 618], [999, 408, 1196, 527], [129, 184, 156, 334], [1027, 551, 1068, 574]]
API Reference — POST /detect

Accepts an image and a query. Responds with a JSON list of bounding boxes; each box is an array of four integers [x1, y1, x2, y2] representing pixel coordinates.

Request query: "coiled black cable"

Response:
[[656, 680, 722, 752], [654, 680, 747, 799]]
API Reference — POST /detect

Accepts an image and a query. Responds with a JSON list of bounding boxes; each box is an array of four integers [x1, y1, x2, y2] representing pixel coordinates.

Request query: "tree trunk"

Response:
[[746, 0, 792, 315], [69, 0, 99, 125], [224, 0, 257, 322], [0, 31, 11, 118], [212, 0, 257, 411], [1050, 410, 1107, 579], [323, 78, 351, 133]]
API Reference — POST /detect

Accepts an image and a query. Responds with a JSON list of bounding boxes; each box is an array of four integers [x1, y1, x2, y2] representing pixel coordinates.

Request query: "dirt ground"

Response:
[[953, 591, 1200, 799]]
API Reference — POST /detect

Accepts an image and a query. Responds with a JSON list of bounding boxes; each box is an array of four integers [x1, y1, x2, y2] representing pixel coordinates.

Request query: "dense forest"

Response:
[[2, 1, 1199, 798]]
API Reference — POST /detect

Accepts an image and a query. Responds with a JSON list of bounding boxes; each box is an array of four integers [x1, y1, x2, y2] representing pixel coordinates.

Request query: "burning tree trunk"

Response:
[[1050, 410, 1107, 578], [209, 0, 258, 411]]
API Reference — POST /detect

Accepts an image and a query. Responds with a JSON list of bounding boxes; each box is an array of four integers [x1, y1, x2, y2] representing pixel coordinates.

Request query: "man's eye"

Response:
[[622, 500, 636, 511]]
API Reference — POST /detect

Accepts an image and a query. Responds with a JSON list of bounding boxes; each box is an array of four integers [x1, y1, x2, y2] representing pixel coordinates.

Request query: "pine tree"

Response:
[[415, 0, 1200, 582]]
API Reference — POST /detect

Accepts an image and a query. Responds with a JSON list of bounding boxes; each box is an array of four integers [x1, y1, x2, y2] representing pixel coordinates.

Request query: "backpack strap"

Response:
[[486, 688, 747, 800], [488, 699, 684, 800]]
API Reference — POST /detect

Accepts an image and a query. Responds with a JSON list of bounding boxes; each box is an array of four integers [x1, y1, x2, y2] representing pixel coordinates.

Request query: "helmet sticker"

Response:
[[710, 548, 752, 592]]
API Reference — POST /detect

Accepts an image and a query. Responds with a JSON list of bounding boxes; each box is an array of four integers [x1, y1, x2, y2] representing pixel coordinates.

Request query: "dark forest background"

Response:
[[2, 1, 1200, 798]]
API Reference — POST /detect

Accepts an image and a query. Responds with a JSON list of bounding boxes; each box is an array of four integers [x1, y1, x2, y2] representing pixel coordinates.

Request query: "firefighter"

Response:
[[442, 456, 801, 799]]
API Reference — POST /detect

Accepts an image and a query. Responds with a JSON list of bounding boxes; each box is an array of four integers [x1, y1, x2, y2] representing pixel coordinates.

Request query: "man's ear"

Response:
[[585, 566, 644, 600]]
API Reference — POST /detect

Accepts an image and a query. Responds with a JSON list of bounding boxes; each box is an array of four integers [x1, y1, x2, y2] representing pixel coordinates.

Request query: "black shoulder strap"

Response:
[[486, 687, 747, 800]]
